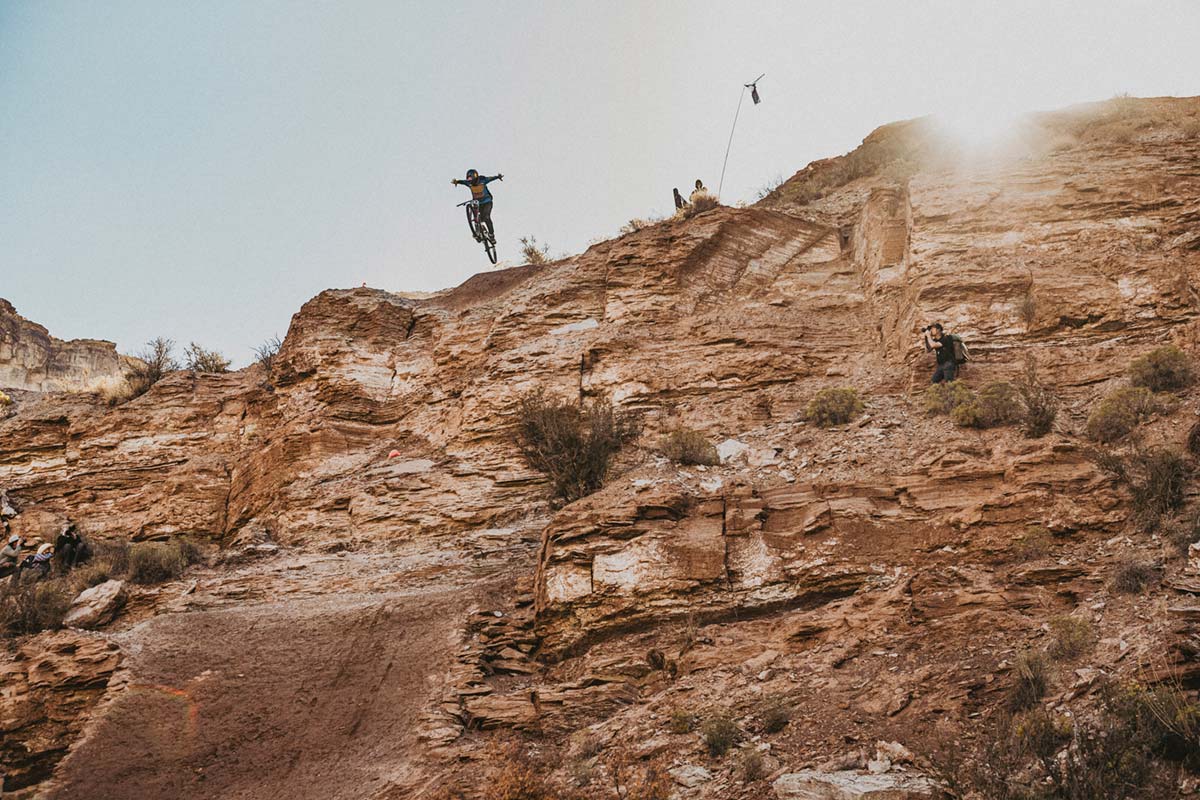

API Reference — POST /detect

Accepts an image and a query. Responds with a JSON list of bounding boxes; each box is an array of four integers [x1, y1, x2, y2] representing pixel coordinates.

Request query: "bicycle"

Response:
[[458, 199, 498, 264]]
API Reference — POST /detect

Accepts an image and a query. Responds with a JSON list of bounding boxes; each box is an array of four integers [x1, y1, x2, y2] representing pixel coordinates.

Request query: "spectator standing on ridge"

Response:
[[921, 322, 967, 383], [690, 178, 708, 202], [673, 187, 685, 210]]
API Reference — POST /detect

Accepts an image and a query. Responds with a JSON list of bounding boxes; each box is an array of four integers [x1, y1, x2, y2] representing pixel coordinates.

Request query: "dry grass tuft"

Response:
[[659, 428, 720, 466]]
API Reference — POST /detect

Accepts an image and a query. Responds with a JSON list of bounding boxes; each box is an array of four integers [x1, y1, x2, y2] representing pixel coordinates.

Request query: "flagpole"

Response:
[[717, 86, 747, 201], [717, 74, 764, 201]]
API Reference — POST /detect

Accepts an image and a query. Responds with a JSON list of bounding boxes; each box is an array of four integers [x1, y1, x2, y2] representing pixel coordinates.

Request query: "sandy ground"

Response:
[[39, 538, 532, 800]]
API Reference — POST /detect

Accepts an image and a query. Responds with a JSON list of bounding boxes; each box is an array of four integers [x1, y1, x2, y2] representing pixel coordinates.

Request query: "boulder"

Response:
[[670, 764, 712, 788], [773, 769, 940, 799], [63, 580, 126, 629]]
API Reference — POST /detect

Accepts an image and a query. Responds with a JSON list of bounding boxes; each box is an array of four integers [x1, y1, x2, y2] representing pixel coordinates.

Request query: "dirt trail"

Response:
[[40, 540, 533, 800]]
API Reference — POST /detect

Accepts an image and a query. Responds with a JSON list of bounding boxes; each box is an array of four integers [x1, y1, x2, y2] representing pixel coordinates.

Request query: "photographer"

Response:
[[921, 322, 964, 383]]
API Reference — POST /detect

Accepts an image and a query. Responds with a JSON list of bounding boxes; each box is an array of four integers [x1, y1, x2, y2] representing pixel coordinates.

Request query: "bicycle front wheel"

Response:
[[465, 203, 480, 238], [484, 236, 498, 264]]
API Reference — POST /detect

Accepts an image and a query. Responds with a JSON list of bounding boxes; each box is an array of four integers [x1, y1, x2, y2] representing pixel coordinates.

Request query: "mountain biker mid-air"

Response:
[[451, 169, 503, 241]]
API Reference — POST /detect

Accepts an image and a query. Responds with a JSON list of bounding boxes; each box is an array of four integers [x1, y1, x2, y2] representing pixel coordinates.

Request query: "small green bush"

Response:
[[923, 381, 973, 416], [951, 381, 1021, 429], [1047, 615, 1093, 661], [128, 540, 189, 585], [1009, 651, 1049, 711], [1085, 386, 1159, 443], [701, 714, 741, 757], [659, 429, 720, 466], [514, 391, 640, 502], [806, 387, 864, 427], [1129, 345, 1194, 392], [0, 580, 74, 635]]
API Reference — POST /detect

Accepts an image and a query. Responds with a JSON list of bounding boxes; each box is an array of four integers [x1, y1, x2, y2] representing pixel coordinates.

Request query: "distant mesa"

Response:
[[0, 298, 133, 393]]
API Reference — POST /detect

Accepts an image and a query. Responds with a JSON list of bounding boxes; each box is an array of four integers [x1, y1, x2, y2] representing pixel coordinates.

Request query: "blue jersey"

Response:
[[458, 175, 499, 204]]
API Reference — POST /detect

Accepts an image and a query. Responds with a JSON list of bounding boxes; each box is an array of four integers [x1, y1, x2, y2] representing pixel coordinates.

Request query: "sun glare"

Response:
[[931, 100, 1031, 150]]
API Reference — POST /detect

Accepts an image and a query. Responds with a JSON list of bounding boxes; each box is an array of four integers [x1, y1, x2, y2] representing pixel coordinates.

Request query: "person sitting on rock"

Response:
[[921, 322, 965, 383], [55, 522, 90, 571], [14, 542, 54, 584], [673, 187, 685, 210], [0, 532, 23, 579], [689, 178, 708, 202]]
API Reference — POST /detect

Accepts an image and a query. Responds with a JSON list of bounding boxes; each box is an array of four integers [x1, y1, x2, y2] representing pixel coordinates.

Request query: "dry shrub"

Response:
[[701, 714, 741, 757], [1085, 386, 1159, 443], [922, 380, 973, 416], [1017, 289, 1038, 327], [1096, 446, 1191, 531], [0, 580, 73, 635], [603, 749, 671, 800], [1009, 650, 1049, 711], [107, 337, 180, 405], [806, 387, 864, 427], [128, 540, 189, 585], [680, 192, 720, 218], [952, 381, 1021, 429], [91, 539, 131, 576], [1048, 616, 1093, 661], [254, 336, 282, 371], [1111, 559, 1158, 594], [619, 217, 659, 235], [484, 743, 554, 800], [741, 749, 767, 782], [667, 710, 696, 734], [1129, 345, 1194, 392], [514, 391, 640, 502], [185, 342, 231, 373], [1012, 525, 1054, 561], [659, 428, 719, 466], [519, 236, 551, 265], [760, 701, 790, 734], [72, 559, 116, 589], [1018, 357, 1058, 438], [1162, 510, 1200, 556]]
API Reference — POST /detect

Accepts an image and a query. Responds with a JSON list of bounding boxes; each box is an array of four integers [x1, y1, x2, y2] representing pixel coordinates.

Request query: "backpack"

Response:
[[949, 335, 970, 365]]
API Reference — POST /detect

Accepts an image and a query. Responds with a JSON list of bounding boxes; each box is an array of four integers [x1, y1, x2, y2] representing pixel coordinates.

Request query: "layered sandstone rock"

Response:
[[0, 300, 133, 393], [2, 97, 1200, 798]]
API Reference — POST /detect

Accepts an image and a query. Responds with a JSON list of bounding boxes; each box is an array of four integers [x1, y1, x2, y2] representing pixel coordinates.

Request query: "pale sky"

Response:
[[2, 1, 1198, 365]]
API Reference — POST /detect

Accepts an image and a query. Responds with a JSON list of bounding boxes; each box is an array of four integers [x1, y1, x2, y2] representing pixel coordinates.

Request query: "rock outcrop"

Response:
[[0, 300, 133, 393], [3, 96, 1200, 799]]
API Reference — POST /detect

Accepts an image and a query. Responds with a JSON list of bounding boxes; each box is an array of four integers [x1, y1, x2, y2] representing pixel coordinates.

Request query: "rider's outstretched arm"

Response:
[[482, 174, 503, 183]]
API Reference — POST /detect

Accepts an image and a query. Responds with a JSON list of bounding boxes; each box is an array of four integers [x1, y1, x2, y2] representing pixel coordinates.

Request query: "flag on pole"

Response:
[[750, 84, 761, 104]]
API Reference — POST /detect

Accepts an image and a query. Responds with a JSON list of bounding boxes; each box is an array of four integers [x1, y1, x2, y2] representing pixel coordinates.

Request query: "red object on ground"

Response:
[[387, 450, 401, 458]]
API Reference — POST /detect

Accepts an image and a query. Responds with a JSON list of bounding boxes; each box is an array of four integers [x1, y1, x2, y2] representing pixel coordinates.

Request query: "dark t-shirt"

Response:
[[931, 334, 957, 365]]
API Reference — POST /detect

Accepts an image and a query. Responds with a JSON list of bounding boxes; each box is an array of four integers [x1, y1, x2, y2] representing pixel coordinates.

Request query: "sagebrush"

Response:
[[1129, 345, 1193, 392], [659, 428, 719, 466], [806, 387, 864, 427], [1085, 386, 1159, 443], [514, 391, 639, 502]]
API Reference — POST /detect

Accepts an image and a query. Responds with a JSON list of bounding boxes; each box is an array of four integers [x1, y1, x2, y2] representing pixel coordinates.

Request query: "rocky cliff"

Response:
[[0, 299, 133, 394], [3, 96, 1200, 799]]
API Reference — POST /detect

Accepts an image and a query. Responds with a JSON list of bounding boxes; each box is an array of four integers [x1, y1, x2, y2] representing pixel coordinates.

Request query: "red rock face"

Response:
[[3, 96, 1200, 798]]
